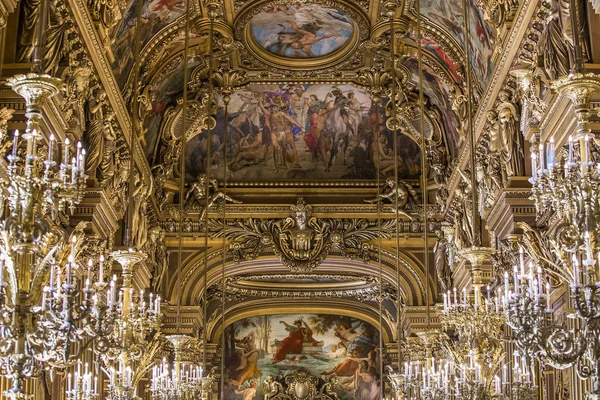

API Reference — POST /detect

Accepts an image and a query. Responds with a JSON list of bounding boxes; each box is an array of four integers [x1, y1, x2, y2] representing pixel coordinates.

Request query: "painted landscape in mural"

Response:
[[184, 84, 422, 182], [420, 0, 494, 83], [224, 314, 380, 400], [110, 0, 186, 87], [250, 4, 353, 58]]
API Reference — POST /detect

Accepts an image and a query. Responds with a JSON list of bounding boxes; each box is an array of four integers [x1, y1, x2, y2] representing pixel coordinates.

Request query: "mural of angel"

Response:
[[251, 4, 353, 58]]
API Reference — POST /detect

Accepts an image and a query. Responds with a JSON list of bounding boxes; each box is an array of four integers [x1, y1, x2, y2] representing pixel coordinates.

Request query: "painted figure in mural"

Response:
[[234, 380, 258, 400], [230, 332, 262, 386], [290, 86, 309, 132], [272, 319, 318, 364], [251, 4, 353, 58], [263, 376, 286, 400], [354, 360, 380, 400], [259, 101, 302, 170]]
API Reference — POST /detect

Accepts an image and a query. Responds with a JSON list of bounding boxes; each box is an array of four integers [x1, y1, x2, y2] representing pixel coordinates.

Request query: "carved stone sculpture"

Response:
[[454, 170, 475, 250], [363, 177, 420, 219]]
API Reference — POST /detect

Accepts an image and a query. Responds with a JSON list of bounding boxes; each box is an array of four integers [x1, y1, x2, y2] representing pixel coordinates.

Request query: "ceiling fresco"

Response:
[[110, 0, 185, 88], [114, 0, 499, 185], [181, 83, 423, 182], [249, 3, 354, 58], [418, 0, 495, 84]]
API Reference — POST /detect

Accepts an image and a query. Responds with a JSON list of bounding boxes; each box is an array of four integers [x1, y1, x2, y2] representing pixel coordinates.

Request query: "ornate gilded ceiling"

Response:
[[105, 0, 496, 186]]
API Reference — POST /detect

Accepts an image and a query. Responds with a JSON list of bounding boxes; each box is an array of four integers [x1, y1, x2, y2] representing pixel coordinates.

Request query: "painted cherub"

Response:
[[281, 20, 342, 57]]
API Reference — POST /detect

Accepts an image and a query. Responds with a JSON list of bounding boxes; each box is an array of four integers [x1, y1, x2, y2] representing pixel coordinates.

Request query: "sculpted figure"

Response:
[[83, 90, 108, 178], [433, 229, 452, 292], [97, 114, 118, 186], [131, 175, 152, 249], [149, 229, 169, 294], [364, 177, 419, 220], [454, 169, 474, 249], [496, 91, 524, 181], [185, 174, 242, 220], [538, 0, 585, 80], [263, 376, 287, 400]]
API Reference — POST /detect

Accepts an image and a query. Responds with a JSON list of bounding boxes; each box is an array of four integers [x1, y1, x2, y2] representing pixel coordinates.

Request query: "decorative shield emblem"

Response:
[[294, 382, 310, 400]]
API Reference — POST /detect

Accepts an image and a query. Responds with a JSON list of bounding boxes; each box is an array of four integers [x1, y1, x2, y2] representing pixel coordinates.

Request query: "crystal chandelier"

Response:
[[511, 72, 600, 399], [0, 72, 95, 398], [150, 335, 204, 400]]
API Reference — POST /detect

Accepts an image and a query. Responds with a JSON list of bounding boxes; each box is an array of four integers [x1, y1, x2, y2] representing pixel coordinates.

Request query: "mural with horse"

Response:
[[184, 84, 422, 182]]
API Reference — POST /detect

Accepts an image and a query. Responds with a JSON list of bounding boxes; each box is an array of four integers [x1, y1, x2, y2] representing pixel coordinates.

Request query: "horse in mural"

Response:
[[323, 107, 351, 172]]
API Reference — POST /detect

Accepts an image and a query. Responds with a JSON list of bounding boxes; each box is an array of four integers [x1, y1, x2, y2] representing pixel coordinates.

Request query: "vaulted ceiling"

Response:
[[106, 0, 496, 185]]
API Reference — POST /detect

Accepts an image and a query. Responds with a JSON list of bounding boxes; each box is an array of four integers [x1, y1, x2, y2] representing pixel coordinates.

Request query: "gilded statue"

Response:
[[434, 229, 453, 292], [539, 0, 577, 80], [494, 91, 524, 182], [108, 141, 130, 215], [131, 174, 152, 249], [97, 115, 118, 186], [83, 89, 108, 178], [263, 376, 289, 400], [87, 0, 119, 50], [454, 169, 474, 249], [364, 177, 420, 220], [148, 228, 169, 294], [185, 174, 242, 220], [17, 0, 68, 74]]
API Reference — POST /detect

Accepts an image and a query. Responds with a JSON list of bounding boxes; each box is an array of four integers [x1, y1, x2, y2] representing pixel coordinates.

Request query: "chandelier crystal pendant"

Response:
[[515, 72, 600, 399], [150, 335, 204, 400]]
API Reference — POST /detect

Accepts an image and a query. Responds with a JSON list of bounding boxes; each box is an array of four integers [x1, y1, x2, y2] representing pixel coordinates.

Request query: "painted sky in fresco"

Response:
[[250, 3, 353, 58]]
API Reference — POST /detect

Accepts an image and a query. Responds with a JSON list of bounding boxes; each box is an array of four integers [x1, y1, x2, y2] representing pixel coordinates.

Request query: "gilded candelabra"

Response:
[[0, 73, 91, 399], [102, 250, 161, 400], [515, 72, 600, 399]]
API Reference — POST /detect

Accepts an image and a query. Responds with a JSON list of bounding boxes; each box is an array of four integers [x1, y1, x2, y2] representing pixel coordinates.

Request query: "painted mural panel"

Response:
[[250, 4, 353, 58], [183, 84, 422, 182], [224, 314, 380, 400], [420, 0, 494, 84], [110, 0, 185, 88]]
